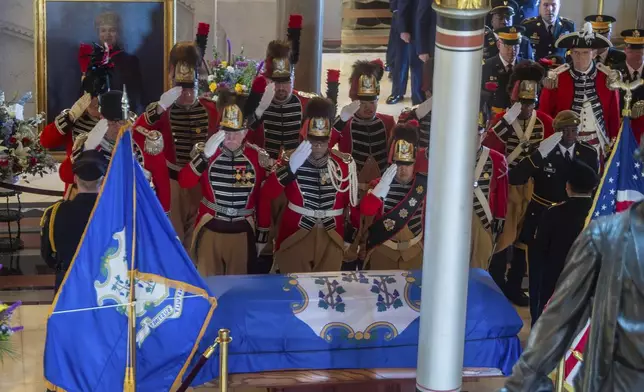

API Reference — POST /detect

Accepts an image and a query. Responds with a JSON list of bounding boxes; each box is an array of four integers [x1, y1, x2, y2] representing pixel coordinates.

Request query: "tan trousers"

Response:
[[260, 193, 287, 256], [495, 181, 533, 252], [470, 213, 494, 269], [194, 228, 250, 276], [275, 227, 344, 273], [170, 179, 202, 251], [365, 226, 423, 270]]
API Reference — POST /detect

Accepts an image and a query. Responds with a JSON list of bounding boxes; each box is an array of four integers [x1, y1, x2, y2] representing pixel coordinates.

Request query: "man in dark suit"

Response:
[[509, 110, 599, 324], [40, 150, 108, 293], [521, 0, 575, 61], [482, 26, 529, 115], [387, 0, 425, 105], [616, 29, 644, 143], [484, 0, 533, 61], [385, 0, 399, 74], [531, 159, 599, 323], [416, 0, 437, 96]]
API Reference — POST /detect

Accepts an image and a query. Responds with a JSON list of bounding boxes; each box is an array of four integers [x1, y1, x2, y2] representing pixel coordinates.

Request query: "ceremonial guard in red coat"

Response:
[[483, 60, 553, 304], [360, 124, 426, 270], [178, 90, 270, 276], [540, 22, 621, 158], [263, 97, 359, 273], [133, 42, 219, 249], [472, 103, 509, 270], [398, 97, 433, 149], [60, 90, 171, 212], [330, 60, 395, 263], [40, 44, 114, 189]]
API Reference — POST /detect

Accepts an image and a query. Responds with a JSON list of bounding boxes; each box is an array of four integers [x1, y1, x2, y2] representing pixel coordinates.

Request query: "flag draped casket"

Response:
[[189, 268, 523, 386]]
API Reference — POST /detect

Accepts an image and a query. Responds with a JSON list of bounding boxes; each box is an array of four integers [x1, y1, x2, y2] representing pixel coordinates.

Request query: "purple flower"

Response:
[[256, 60, 265, 74], [10, 326, 23, 333], [6, 301, 21, 314], [235, 61, 249, 68]]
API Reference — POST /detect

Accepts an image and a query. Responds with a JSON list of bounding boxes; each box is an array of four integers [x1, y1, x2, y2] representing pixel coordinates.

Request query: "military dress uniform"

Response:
[[329, 60, 395, 260], [134, 42, 219, 249], [540, 28, 621, 157], [360, 126, 426, 270], [398, 105, 431, 149], [483, 1, 533, 61], [483, 61, 554, 297], [178, 95, 270, 276], [509, 111, 599, 322], [521, 15, 575, 61], [40, 151, 107, 293], [617, 29, 644, 143], [263, 98, 358, 273], [484, 26, 534, 61], [588, 16, 625, 68], [482, 26, 529, 115]]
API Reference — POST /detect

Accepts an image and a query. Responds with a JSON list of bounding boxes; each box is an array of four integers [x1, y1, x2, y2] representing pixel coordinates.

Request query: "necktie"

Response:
[[565, 150, 571, 162], [548, 25, 554, 37], [634, 71, 639, 81], [507, 64, 513, 73]]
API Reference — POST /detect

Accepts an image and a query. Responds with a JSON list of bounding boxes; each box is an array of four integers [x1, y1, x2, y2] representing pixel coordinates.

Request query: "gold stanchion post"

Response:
[[217, 329, 232, 392]]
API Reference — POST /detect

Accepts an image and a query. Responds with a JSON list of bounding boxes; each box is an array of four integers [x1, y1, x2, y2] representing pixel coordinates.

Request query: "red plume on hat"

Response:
[[287, 14, 303, 66], [349, 59, 385, 100], [78, 43, 93, 74], [326, 69, 340, 116]]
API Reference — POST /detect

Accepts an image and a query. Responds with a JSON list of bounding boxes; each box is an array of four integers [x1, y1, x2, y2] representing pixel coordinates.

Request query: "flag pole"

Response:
[[416, 1, 489, 391]]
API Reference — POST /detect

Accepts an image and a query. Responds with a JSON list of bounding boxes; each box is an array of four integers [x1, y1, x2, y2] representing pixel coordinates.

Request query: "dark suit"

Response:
[[386, 0, 399, 69], [513, 0, 539, 25], [41, 193, 98, 293], [393, 0, 425, 104], [532, 196, 594, 322], [482, 55, 527, 112], [613, 62, 644, 109], [509, 142, 599, 323], [522, 16, 575, 61], [483, 27, 534, 61]]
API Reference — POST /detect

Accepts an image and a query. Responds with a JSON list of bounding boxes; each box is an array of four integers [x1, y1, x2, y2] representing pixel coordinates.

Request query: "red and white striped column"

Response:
[[416, 1, 489, 391]]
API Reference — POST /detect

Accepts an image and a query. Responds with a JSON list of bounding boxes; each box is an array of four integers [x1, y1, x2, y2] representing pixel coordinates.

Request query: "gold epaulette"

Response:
[[280, 149, 295, 162], [41, 201, 63, 253], [330, 149, 353, 164], [190, 142, 205, 159], [128, 111, 138, 123], [296, 91, 318, 99], [596, 63, 622, 90], [522, 17, 538, 24], [632, 101, 644, 119], [134, 126, 164, 156], [246, 142, 272, 169], [71, 133, 89, 161], [543, 63, 570, 89]]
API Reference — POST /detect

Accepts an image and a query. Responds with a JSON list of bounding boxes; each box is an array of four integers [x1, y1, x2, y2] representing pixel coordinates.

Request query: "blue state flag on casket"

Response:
[[44, 129, 217, 391]]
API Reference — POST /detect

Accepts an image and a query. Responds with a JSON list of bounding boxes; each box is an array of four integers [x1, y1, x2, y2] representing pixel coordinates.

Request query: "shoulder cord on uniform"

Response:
[[327, 157, 359, 207], [44, 202, 62, 253]]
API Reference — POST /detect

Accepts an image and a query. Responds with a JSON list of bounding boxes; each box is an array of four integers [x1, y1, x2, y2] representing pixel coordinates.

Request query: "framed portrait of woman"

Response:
[[35, 0, 176, 122]]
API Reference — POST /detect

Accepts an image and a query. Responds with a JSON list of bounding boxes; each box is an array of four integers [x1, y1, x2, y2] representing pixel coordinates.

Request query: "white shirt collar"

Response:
[[500, 56, 515, 68], [627, 62, 644, 78], [558, 143, 575, 157], [574, 62, 594, 75]]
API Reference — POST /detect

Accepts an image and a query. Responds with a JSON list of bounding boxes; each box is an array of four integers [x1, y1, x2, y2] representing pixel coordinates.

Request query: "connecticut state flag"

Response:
[[44, 129, 217, 391], [553, 117, 644, 389]]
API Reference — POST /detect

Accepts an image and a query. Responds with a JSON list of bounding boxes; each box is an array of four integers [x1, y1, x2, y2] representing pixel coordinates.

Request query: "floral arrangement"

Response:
[[200, 39, 262, 97], [0, 265, 23, 361], [0, 91, 57, 181]]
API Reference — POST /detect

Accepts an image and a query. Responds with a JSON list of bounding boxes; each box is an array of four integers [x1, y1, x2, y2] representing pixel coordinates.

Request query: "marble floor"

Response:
[[0, 52, 526, 391]]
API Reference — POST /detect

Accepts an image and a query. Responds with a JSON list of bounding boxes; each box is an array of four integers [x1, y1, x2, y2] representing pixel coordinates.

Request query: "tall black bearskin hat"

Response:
[[80, 43, 118, 97], [169, 42, 201, 88], [265, 40, 293, 82], [507, 60, 546, 102], [389, 123, 420, 164], [349, 59, 385, 101], [303, 97, 334, 140], [217, 88, 246, 132]]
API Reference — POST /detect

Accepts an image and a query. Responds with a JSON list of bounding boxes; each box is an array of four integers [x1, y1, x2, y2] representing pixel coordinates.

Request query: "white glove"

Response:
[[204, 131, 226, 158], [288, 141, 312, 173], [83, 119, 109, 151], [502, 102, 522, 124], [340, 101, 361, 122], [159, 86, 182, 110], [372, 164, 397, 199], [256, 83, 275, 118], [416, 97, 433, 119], [537, 132, 563, 158], [256, 242, 266, 257], [69, 93, 92, 122]]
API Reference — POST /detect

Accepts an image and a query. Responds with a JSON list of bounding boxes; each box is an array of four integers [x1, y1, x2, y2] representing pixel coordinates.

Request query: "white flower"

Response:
[[207, 74, 216, 83], [226, 66, 234, 73]]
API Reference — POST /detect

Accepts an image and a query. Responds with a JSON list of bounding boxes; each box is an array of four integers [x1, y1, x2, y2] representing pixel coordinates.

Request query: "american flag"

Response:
[[558, 118, 644, 388]]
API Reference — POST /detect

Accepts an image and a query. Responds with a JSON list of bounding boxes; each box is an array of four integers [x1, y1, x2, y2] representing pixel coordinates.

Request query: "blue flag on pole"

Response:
[[44, 129, 217, 391]]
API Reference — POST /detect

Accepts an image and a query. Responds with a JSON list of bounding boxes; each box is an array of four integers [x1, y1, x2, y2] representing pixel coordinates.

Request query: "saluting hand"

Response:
[[204, 131, 226, 158], [69, 93, 92, 122], [256, 82, 276, 118], [416, 97, 433, 119], [372, 164, 398, 199], [503, 102, 522, 124], [84, 119, 109, 151], [340, 101, 360, 122], [288, 141, 312, 173], [537, 132, 563, 158], [158, 86, 182, 111]]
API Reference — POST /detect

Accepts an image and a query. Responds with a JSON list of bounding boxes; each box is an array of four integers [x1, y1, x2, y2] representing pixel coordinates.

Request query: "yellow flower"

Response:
[[0, 304, 8, 312], [220, 61, 228, 68], [209, 82, 217, 93], [235, 83, 243, 94]]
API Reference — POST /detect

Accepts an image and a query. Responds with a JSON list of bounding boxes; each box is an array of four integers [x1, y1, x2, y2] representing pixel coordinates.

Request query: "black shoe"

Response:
[[386, 95, 403, 104], [505, 290, 530, 307]]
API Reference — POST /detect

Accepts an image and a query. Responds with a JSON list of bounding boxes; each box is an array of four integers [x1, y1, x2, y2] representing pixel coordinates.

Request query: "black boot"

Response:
[[505, 247, 529, 307]]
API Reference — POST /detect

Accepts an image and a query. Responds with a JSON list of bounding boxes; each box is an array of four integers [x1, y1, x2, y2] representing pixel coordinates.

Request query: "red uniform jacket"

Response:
[[178, 142, 270, 239], [58, 128, 172, 212], [328, 113, 396, 152], [483, 110, 554, 156], [415, 148, 429, 174], [40, 111, 99, 157], [540, 70, 620, 141], [133, 98, 219, 171], [483, 148, 509, 221], [632, 116, 644, 145], [263, 150, 353, 251]]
